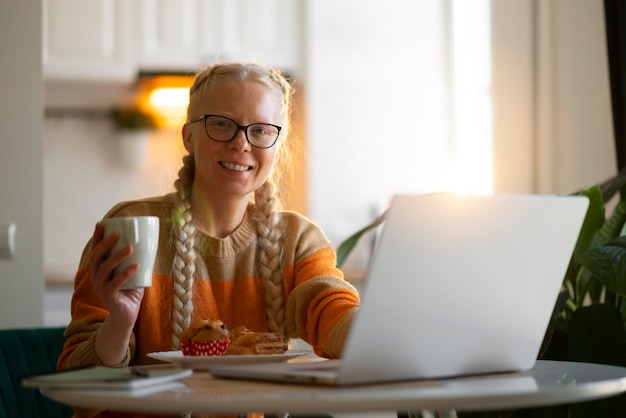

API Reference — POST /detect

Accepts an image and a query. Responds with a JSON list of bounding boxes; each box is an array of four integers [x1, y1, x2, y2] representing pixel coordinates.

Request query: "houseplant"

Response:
[[112, 106, 157, 166], [113, 106, 157, 131], [336, 168, 626, 417]]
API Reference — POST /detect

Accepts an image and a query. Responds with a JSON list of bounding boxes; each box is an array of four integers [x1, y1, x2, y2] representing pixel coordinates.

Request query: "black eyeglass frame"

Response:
[[188, 114, 282, 149]]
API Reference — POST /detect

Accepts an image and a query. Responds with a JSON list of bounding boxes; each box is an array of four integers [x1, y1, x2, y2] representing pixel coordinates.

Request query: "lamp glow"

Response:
[[143, 87, 190, 129], [149, 88, 189, 107]]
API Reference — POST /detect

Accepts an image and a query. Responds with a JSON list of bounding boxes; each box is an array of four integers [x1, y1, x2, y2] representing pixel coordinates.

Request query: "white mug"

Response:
[[100, 216, 160, 289]]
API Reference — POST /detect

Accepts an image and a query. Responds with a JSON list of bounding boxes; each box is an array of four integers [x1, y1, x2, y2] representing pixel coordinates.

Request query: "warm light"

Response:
[[136, 75, 194, 129], [448, 0, 493, 195], [149, 88, 189, 107]]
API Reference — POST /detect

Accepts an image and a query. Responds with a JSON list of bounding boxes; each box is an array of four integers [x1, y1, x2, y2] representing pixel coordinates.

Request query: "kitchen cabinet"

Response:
[[221, 0, 301, 72], [138, 0, 224, 72], [43, 0, 135, 82], [139, 0, 301, 73], [43, 0, 301, 83]]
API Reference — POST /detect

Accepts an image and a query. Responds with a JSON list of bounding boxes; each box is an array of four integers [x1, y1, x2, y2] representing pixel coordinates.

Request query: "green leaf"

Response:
[[113, 107, 157, 130], [596, 197, 626, 247], [588, 269, 606, 303], [577, 237, 626, 297], [576, 266, 605, 305], [572, 185, 605, 253], [563, 186, 605, 294], [335, 210, 387, 268]]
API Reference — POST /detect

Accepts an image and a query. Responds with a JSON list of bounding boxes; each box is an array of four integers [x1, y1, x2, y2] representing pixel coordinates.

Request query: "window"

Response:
[[306, 0, 492, 264]]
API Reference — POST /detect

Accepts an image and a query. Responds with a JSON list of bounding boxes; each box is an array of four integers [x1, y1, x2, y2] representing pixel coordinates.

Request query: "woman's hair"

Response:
[[170, 62, 294, 348]]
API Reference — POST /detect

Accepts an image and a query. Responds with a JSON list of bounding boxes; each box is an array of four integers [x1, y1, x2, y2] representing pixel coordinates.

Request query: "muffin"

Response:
[[179, 319, 230, 356]]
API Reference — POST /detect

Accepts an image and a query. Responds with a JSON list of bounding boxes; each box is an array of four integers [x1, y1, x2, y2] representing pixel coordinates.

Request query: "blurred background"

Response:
[[0, 0, 615, 328]]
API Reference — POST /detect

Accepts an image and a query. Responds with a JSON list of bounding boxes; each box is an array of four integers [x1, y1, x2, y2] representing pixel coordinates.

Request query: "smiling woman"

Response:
[[58, 61, 361, 418]]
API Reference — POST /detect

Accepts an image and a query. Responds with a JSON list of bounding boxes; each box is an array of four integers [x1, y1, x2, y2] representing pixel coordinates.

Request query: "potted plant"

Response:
[[113, 106, 157, 131], [112, 106, 157, 166], [336, 169, 626, 417]]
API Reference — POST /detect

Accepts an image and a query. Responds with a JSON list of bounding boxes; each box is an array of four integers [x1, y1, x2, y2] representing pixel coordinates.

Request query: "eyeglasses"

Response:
[[188, 114, 282, 149]]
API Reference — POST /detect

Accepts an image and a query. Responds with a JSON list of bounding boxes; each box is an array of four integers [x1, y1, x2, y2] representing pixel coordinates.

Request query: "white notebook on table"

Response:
[[23, 365, 192, 392]]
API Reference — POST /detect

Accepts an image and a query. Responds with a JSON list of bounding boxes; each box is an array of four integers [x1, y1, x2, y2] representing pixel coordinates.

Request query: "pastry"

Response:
[[226, 326, 288, 355]]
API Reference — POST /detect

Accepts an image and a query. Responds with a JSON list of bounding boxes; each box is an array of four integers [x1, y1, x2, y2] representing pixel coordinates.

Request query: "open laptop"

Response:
[[210, 193, 589, 385]]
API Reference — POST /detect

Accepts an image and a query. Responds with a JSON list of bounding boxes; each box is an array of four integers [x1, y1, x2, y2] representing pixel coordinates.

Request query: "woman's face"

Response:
[[183, 79, 282, 202]]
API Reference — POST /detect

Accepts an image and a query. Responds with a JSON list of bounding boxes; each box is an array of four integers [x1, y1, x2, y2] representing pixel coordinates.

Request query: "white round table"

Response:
[[42, 360, 626, 416]]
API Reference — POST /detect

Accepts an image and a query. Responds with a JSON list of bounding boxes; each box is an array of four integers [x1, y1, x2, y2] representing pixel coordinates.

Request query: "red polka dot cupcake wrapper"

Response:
[[180, 339, 230, 356]]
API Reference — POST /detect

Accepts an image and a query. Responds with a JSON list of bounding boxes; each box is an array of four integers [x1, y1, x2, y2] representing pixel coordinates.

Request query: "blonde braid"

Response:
[[171, 154, 198, 349], [254, 180, 286, 335]]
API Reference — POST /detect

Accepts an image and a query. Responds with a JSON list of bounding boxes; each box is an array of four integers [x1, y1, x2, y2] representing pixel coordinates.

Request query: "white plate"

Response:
[[147, 350, 310, 369]]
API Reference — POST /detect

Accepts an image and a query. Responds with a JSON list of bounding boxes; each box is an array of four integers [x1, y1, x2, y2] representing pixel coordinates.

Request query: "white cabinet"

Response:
[[221, 0, 301, 72], [138, 0, 224, 72], [139, 0, 301, 73], [43, 0, 135, 82], [43, 0, 301, 82]]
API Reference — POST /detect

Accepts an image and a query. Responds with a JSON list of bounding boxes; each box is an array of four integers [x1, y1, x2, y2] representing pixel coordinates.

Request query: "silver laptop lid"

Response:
[[337, 193, 588, 384]]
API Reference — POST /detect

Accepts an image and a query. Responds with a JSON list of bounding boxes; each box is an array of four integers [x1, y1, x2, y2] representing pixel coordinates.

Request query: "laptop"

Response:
[[210, 193, 589, 385]]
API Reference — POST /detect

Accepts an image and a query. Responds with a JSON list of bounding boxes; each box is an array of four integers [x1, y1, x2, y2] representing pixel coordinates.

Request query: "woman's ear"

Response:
[[182, 122, 194, 153]]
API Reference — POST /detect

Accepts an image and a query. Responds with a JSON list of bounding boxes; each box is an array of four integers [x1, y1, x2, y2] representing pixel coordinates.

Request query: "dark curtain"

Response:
[[605, 0, 626, 171]]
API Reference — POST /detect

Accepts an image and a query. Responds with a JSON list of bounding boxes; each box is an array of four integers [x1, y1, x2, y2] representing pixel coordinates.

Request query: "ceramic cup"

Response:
[[100, 216, 159, 289]]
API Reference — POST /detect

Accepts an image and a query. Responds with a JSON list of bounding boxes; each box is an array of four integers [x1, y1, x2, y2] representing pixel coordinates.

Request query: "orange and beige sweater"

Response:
[[58, 194, 360, 373]]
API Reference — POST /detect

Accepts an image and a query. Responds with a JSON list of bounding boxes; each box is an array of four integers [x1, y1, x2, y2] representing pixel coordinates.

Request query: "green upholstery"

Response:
[[0, 326, 73, 418]]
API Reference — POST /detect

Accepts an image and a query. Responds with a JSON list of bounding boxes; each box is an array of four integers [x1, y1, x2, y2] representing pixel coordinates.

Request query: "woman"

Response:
[[58, 62, 359, 390]]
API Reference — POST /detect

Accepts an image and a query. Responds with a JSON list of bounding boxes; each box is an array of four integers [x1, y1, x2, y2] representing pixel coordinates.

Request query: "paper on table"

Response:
[[22, 365, 192, 391]]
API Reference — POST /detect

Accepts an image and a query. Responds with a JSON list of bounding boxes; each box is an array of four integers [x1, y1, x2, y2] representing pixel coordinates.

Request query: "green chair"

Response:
[[0, 326, 73, 418]]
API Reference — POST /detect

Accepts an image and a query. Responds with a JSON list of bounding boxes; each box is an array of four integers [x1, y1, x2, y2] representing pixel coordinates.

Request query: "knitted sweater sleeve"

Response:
[[282, 213, 360, 359], [285, 268, 359, 358], [57, 254, 135, 370]]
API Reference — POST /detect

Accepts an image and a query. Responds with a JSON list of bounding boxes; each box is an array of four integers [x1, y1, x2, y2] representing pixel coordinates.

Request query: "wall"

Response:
[[0, 0, 44, 328], [492, 0, 615, 194], [538, 0, 616, 193], [43, 118, 185, 282]]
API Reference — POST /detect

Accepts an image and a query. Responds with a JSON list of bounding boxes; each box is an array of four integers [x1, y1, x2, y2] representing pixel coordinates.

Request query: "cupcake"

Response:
[[179, 319, 230, 356]]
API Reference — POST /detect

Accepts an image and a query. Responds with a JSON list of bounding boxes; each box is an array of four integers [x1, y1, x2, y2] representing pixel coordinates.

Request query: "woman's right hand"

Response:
[[89, 222, 145, 365]]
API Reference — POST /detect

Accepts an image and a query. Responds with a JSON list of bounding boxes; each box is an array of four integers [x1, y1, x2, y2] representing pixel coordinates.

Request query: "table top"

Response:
[[42, 360, 626, 415]]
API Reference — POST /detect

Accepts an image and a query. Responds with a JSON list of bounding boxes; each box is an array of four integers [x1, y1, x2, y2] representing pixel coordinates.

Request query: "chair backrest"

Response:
[[0, 326, 73, 418]]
